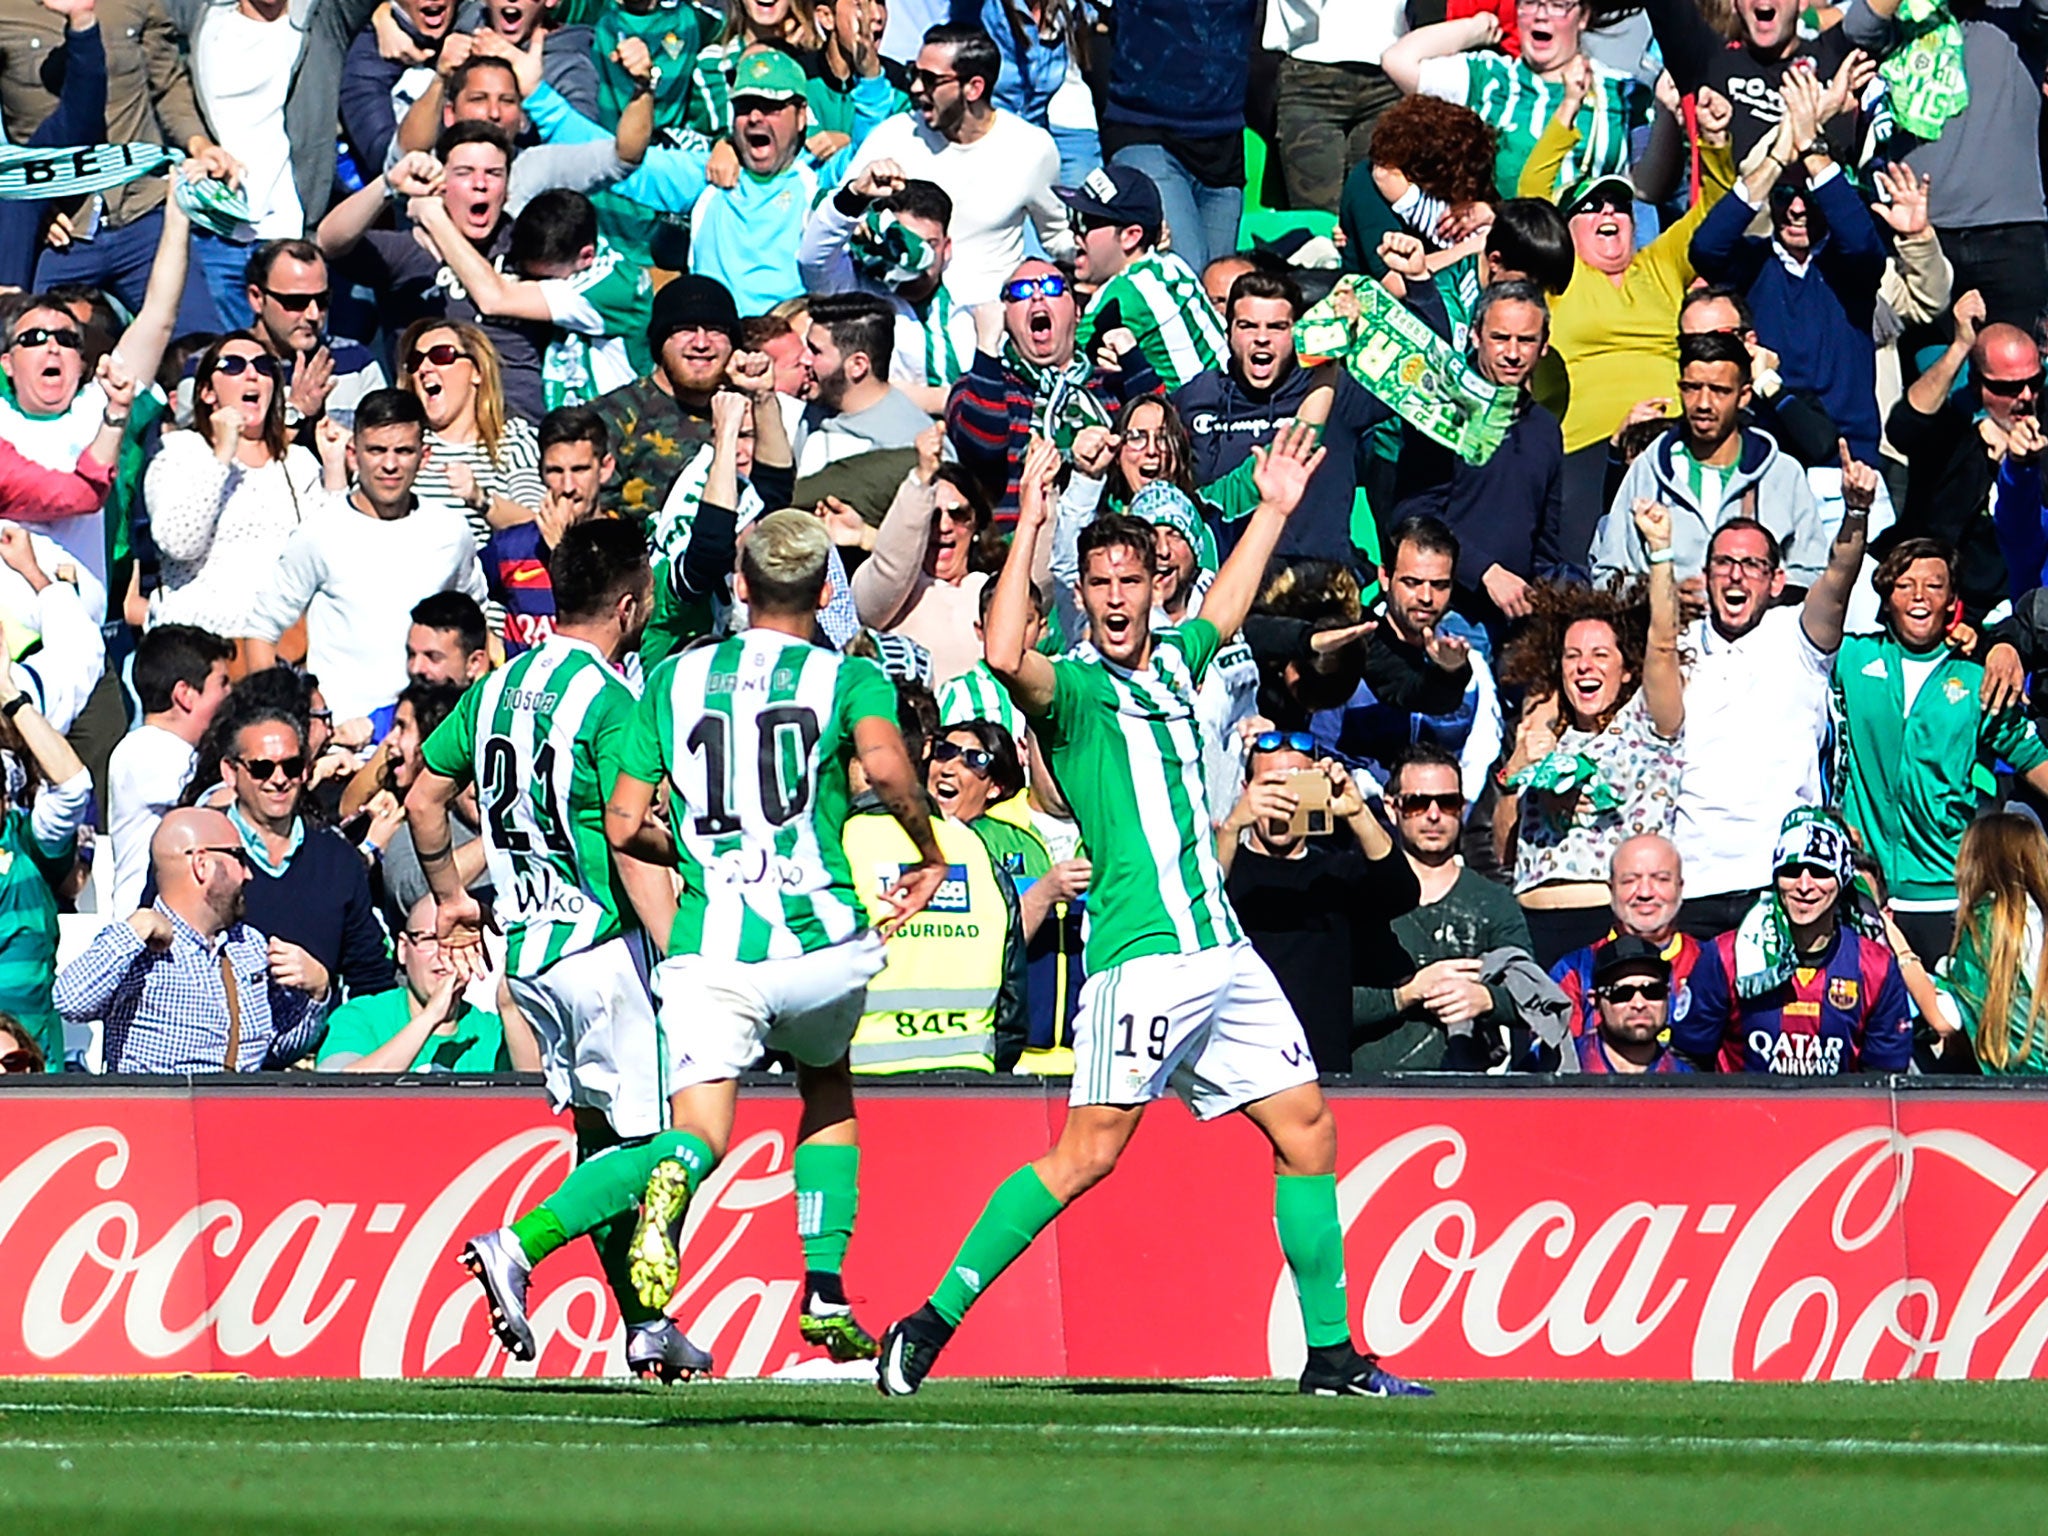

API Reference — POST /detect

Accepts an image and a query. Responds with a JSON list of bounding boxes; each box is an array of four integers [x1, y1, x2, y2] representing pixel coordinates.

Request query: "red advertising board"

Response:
[[1, 1084, 2046, 1381]]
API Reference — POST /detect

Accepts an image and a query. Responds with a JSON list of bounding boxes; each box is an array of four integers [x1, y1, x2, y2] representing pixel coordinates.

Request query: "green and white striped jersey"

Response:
[[1035, 618, 1242, 970], [937, 659, 1025, 743], [1415, 52, 1637, 199], [419, 636, 639, 977], [622, 630, 900, 961], [1075, 249, 1227, 392]]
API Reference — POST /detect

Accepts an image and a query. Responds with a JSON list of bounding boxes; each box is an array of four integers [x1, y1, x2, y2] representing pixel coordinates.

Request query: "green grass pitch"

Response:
[[1, 1377, 2046, 1534]]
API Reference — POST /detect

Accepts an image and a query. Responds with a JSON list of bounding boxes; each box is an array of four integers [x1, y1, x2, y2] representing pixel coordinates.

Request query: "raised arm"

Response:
[[1906, 289, 1981, 419], [1379, 15, 1495, 96], [111, 187, 190, 388], [408, 196, 556, 321], [1801, 443, 1874, 654], [985, 436, 1062, 716], [1194, 422, 1325, 644], [1632, 498, 1685, 739], [851, 427, 944, 629]]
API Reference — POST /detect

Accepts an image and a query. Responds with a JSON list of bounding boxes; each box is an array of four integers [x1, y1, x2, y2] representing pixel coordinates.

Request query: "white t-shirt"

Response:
[[1900, 651, 1941, 715], [845, 110, 1073, 305], [193, 8, 307, 238], [1673, 606, 1835, 897], [107, 724, 198, 916], [243, 493, 489, 719]]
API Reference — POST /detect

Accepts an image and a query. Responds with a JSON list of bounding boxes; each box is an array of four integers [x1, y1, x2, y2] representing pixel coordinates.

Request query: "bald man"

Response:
[[1889, 289, 2048, 620], [54, 809, 330, 1073], [1542, 835, 1707, 1053]]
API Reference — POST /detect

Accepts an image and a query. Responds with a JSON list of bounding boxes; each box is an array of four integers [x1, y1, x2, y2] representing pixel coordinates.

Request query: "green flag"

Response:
[[1880, 0, 1969, 140], [1295, 275, 1517, 465]]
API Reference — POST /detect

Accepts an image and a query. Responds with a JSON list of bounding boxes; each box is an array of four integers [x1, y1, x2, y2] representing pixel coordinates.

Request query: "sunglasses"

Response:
[[730, 94, 797, 116], [1068, 212, 1118, 236], [909, 68, 958, 93], [1397, 792, 1465, 816], [10, 325, 80, 351], [1984, 372, 2044, 398], [191, 843, 255, 868], [1250, 730, 1317, 756], [0, 1049, 39, 1072], [1599, 980, 1669, 1004], [263, 287, 331, 312], [309, 708, 333, 724], [1001, 274, 1068, 304], [407, 343, 471, 371], [212, 353, 282, 380], [236, 754, 307, 782], [1777, 861, 1838, 882], [932, 740, 995, 773]]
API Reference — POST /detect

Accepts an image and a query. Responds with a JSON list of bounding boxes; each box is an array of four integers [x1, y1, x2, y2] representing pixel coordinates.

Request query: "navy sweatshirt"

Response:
[[1390, 396, 1567, 600], [1103, 0, 1256, 139], [1688, 174, 1888, 463], [144, 823, 396, 1003]]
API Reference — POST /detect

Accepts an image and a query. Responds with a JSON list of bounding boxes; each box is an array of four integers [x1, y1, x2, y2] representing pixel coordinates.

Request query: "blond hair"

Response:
[[1954, 812, 2048, 1070], [397, 317, 511, 468], [741, 509, 831, 613]]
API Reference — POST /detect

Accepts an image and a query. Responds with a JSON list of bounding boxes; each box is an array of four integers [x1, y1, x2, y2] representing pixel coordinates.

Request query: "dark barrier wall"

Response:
[[1, 1079, 2045, 1380]]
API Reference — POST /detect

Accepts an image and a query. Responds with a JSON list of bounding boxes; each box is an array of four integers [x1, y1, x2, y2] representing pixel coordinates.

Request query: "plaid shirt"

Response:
[[54, 904, 327, 1073]]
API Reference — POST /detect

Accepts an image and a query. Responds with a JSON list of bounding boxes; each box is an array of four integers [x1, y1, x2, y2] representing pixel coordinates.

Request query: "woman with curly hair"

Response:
[[1496, 499, 1685, 964], [1381, 0, 1644, 199]]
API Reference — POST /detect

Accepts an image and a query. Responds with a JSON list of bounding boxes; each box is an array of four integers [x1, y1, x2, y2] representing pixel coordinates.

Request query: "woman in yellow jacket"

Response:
[[1521, 62, 1813, 565]]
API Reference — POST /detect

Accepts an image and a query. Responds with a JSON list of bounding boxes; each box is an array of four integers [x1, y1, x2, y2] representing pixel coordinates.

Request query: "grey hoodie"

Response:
[[1591, 425, 1828, 587]]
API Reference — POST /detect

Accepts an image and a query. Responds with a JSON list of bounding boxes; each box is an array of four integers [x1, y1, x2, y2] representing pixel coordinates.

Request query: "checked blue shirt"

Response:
[[53, 904, 328, 1073]]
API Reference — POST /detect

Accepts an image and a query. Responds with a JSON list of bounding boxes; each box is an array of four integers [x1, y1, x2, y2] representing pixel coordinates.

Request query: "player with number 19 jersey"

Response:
[[622, 630, 899, 964], [1038, 616, 1241, 972]]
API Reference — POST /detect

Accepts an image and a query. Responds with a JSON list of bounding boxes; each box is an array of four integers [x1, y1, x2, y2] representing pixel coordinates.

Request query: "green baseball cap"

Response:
[[731, 48, 809, 105]]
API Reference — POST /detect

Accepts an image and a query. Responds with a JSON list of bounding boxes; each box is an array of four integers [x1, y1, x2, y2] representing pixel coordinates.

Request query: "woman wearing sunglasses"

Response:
[[397, 320, 544, 560], [144, 332, 333, 652], [0, 662, 94, 1071], [0, 1018, 46, 1076]]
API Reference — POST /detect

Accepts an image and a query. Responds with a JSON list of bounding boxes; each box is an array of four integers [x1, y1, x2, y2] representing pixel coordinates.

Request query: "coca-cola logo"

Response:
[[0, 1120, 821, 1379], [1266, 1125, 2048, 1381]]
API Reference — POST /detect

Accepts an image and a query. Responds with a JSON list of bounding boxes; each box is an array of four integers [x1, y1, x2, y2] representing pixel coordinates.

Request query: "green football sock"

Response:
[[929, 1166, 1064, 1327], [508, 1130, 717, 1268], [1275, 1173, 1350, 1350], [793, 1143, 860, 1277]]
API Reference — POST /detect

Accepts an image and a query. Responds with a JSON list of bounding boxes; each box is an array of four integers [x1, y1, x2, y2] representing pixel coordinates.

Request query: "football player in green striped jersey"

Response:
[[877, 431, 1433, 1400], [605, 508, 948, 1362], [410, 519, 714, 1383]]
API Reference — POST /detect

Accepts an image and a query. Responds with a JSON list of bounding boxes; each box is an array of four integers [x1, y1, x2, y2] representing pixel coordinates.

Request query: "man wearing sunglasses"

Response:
[[878, 423, 1431, 1400], [54, 807, 329, 1072], [1354, 744, 1532, 1072], [948, 255, 1160, 518], [843, 24, 1073, 305], [1892, 289, 2048, 623], [243, 239, 387, 431], [1674, 808, 1913, 1075], [1577, 937, 1691, 1075], [1061, 164, 1225, 393]]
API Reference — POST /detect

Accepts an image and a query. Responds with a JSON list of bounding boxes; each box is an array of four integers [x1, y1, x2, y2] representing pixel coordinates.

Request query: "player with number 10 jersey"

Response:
[[606, 508, 947, 1363]]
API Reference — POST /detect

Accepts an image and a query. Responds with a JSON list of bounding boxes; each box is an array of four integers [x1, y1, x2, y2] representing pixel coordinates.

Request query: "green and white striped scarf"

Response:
[[1005, 342, 1110, 455], [0, 142, 251, 238]]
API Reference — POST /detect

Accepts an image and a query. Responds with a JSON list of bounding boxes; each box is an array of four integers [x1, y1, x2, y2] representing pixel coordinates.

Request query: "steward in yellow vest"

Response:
[[842, 798, 1028, 1073]]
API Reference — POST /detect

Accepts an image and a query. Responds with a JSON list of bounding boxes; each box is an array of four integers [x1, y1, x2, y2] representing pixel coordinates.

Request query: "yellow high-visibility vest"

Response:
[[843, 813, 1003, 1073]]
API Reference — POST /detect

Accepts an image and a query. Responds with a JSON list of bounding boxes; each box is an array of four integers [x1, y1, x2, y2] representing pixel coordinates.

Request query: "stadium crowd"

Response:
[[0, 0, 2046, 1084]]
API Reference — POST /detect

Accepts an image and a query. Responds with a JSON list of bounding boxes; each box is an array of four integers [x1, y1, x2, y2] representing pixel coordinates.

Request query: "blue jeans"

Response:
[[188, 231, 258, 334], [34, 205, 219, 334], [1108, 142, 1243, 275]]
